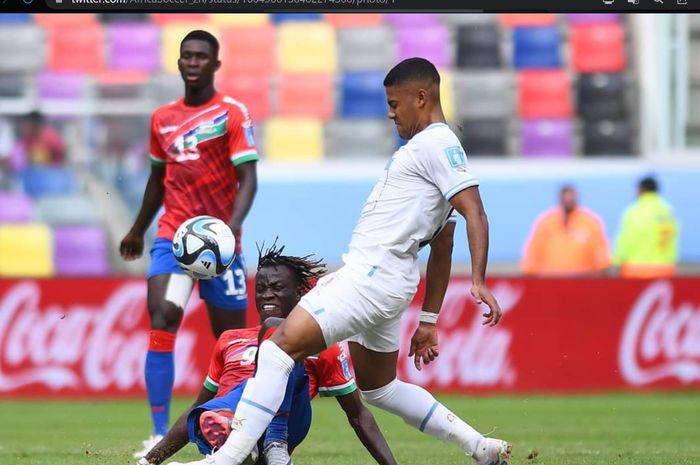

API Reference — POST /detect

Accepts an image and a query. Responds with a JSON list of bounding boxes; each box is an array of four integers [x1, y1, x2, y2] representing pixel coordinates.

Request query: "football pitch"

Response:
[[1, 392, 698, 465]]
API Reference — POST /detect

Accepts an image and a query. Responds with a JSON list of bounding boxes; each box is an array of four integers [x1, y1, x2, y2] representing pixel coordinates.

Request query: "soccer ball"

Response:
[[172, 215, 236, 280]]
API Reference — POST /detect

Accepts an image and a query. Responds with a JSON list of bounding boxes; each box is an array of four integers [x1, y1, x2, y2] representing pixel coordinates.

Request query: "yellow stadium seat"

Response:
[[161, 25, 220, 74], [278, 22, 336, 73], [210, 14, 269, 26], [0, 224, 53, 277], [439, 69, 456, 122], [264, 117, 324, 163]]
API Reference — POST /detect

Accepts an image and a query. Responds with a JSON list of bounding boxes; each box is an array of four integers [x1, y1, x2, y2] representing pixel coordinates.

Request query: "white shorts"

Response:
[[298, 264, 415, 353]]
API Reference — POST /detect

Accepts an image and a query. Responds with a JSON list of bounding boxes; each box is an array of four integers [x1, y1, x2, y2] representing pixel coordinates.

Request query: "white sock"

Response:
[[219, 340, 295, 462], [361, 379, 484, 456]]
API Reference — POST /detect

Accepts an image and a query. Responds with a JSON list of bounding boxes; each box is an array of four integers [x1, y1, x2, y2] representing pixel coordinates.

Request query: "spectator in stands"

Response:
[[614, 176, 679, 278], [10, 111, 66, 171], [521, 185, 611, 276]]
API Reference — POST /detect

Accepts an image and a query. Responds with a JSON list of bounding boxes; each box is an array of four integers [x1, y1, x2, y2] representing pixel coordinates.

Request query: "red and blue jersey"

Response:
[[149, 92, 258, 249], [204, 326, 356, 399]]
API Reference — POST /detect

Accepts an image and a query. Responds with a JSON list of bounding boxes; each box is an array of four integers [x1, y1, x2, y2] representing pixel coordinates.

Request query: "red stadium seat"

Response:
[[46, 23, 104, 73], [34, 13, 97, 27], [499, 14, 556, 27], [323, 14, 384, 28], [151, 14, 210, 25], [277, 73, 334, 121], [571, 23, 626, 73], [220, 25, 276, 76], [518, 70, 572, 118], [217, 73, 271, 121]]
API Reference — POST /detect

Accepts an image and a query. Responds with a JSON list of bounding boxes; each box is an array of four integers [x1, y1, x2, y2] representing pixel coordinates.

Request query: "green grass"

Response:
[[1, 392, 699, 464]]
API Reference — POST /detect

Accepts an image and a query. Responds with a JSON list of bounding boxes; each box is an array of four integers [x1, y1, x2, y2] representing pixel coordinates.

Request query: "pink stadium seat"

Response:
[[0, 191, 34, 222], [571, 23, 626, 73], [217, 73, 271, 121], [95, 70, 148, 86], [220, 25, 276, 75], [385, 14, 440, 28], [518, 70, 572, 118], [151, 14, 209, 25], [323, 14, 384, 28], [38, 72, 87, 100], [277, 73, 334, 121], [53, 226, 110, 276], [499, 14, 556, 27], [396, 24, 450, 68], [107, 22, 160, 72], [46, 24, 104, 73], [34, 14, 97, 27]]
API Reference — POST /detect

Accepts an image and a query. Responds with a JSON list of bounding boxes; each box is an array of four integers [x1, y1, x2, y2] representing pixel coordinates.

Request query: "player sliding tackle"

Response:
[[144, 243, 397, 465], [173, 58, 512, 465]]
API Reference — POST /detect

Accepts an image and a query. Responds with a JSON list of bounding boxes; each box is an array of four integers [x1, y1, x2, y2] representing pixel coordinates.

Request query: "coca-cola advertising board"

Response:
[[0, 277, 698, 397]]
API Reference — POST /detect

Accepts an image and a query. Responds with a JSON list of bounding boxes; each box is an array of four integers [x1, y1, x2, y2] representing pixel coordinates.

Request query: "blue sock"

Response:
[[145, 350, 174, 436]]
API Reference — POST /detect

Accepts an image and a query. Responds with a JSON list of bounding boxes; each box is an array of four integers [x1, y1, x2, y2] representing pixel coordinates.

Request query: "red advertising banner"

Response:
[[0, 277, 698, 397]]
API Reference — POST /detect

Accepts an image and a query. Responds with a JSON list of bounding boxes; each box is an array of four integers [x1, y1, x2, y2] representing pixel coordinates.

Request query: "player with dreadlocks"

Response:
[[140, 243, 398, 465]]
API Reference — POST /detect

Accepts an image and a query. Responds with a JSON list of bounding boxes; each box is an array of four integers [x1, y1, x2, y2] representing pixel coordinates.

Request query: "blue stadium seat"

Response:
[[513, 26, 561, 69], [0, 14, 32, 23], [272, 14, 321, 23], [340, 72, 387, 118], [21, 167, 77, 198]]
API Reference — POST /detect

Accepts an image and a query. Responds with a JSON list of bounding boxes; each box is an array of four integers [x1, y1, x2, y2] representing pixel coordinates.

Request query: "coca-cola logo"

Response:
[[0, 281, 203, 393], [399, 280, 520, 388], [619, 281, 700, 386]]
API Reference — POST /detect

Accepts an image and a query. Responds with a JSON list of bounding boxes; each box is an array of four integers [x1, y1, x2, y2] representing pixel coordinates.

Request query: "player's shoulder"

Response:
[[151, 98, 182, 119], [410, 123, 463, 155], [219, 94, 252, 121], [218, 325, 261, 344]]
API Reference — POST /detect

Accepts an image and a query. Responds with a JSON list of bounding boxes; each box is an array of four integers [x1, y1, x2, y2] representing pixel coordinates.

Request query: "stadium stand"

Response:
[[0, 223, 54, 277]]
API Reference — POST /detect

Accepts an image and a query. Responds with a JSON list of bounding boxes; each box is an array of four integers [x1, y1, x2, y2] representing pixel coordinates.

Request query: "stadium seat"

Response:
[[571, 23, 626, 73], [340, 72, 387, 118], [441, 13, 498, 26], [37, 72, 90, 115], [583, 120, 633, 155], [518, 70, 572, 118], [0, 25, 46, 74], [106, 23, 160, 72], [264, 117, 324, 163], [34, 14, 97, 27], [521, 119, 573, 157], [21, 167, 77, 198], [513, 27, 561, 69], [440, 69, 456, 122], [323, 14, 384, 28], [161, 24, 220, 74], [338, 26, 396, 72], [277, 73, 334, 121], [217, 73, 271, 122], [53, 226, 110, 276], [272, 14, 321, 23], [499, 14, 556, 27], [220, 25, 276, 75], [99, 13, 148, 23], [278, 22, 336, 73], [151, 14, 209, 25], [0, 224, 53, 277], [395, 24, 450, 68], [459, 118, 507, 156], [385, 14, 441, 28], [0, 191, 35, 223], [209, 14, 269, 26], [150, 73, 183, 107], [46, 23, 104, 73], [455, 24, 501, 69], [324, 119, 396, 159], [567, 14, 619, 24], [454, 71, 513, 119], [0, 75, 33, 113], [577, 73, 626, 121], [95, 71, 150, 115], [36, 194, 101, 226], [0, 14, 32, 23]]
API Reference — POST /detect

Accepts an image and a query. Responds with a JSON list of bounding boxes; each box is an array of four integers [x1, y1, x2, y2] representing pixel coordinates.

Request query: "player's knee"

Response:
[[148, 300, 183, 332], [359, 378, 398, 407]]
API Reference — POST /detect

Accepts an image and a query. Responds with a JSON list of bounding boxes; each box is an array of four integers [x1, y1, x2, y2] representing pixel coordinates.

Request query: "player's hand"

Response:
[[471, 282, 502, 326], [119, 231, 144, 261], [409, 323, 439, 371]]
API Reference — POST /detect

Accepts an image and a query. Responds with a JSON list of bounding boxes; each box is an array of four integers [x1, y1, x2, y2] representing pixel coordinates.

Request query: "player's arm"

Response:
[[142, 387, 216, 465], [334, 390, 398, 465], [229, 161, 257, 235], [409, 221, 455, 370], [450, 186, 502, 326], [120, 163, 166, 260]]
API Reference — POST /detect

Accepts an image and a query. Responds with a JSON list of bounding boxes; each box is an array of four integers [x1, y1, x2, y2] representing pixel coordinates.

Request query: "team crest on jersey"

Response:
[[445, 146, 466, 169], [338, 349, 352, 380], [168, 111, 228, 162], [243, 121, 255, 147]]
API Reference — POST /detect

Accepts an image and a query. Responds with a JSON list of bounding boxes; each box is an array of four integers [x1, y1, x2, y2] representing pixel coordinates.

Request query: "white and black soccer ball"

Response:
[[172, 215, 236, 280]]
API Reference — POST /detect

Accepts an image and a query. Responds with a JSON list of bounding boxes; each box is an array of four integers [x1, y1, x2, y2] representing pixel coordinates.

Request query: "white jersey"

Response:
[[342, 122, 478, 293]]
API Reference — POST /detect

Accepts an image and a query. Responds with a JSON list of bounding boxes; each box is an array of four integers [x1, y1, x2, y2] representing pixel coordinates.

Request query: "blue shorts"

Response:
[[147, 238, 248, 310]]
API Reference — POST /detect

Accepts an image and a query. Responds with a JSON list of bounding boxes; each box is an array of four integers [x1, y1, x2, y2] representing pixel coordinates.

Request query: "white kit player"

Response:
[[171, 58, 512, 465]]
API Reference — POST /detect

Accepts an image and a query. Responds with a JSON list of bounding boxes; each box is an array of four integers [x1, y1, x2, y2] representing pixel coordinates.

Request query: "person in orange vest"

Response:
[[521, 185, 611, 276], [614, 176, 679, 278]]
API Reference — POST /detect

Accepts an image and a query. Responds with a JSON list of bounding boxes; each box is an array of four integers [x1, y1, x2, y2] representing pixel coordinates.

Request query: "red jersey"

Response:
[[204, 327, 356, 399], [149, 92, 258, 246]]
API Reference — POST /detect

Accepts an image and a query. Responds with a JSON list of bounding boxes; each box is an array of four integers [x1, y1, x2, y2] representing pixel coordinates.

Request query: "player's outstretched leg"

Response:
[[350, 343, 511, 465]]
